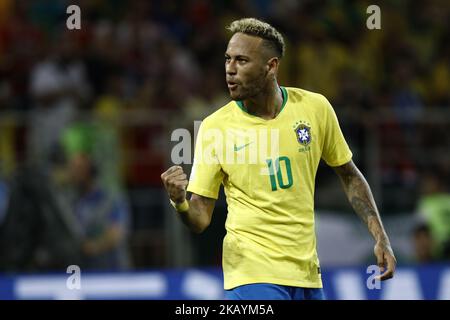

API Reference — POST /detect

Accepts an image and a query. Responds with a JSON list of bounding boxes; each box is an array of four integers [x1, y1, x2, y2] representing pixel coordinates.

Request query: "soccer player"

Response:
[[161, 18, 396, 300]]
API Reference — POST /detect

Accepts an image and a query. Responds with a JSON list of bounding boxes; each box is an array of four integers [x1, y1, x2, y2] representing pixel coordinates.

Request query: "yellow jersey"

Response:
[[187, 86, 353, 289]]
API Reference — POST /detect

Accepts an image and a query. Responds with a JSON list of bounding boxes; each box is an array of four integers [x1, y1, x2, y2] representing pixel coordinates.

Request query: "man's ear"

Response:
[[267, 57, 279, 76]]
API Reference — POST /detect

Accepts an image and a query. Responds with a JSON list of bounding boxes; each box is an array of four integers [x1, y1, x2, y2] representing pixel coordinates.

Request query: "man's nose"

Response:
[[226, 61, 237, 75]]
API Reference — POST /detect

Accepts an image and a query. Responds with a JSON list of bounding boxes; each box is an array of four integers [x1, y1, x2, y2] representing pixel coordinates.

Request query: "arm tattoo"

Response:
[[351, 197, 377, 224], [333, 161, 388, 242]]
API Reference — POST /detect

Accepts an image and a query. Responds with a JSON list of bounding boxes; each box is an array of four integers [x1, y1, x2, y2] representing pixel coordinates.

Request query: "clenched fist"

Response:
[[161, 165, 188, 204]]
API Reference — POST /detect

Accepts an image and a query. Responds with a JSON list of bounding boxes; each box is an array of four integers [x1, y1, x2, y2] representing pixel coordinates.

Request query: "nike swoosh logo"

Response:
[[234, 142, 253, 152]]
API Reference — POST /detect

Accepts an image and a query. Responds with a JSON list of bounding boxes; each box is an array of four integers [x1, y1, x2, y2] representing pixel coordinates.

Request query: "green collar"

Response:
[[236, 86, 288, 118]]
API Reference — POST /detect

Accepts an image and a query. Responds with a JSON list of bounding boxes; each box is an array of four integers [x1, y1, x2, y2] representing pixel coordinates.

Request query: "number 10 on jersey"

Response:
[[266, 156, 293, 191]]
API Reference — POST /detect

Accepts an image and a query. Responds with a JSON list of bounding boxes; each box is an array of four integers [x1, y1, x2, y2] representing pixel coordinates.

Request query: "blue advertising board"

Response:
[[0, 264, 448, 300]]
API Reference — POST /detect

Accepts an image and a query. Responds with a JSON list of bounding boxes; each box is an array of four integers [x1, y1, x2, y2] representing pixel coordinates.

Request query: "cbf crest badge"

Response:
[[293, 121, 312, 146]]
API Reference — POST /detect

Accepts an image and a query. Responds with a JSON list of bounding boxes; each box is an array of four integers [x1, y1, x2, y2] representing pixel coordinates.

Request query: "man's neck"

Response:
[[243, 81, 283, 120]]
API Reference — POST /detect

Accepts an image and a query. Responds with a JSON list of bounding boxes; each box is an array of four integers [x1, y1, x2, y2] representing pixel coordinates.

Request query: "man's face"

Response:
[[225, 33, 270, 100], [68, 153, 93, 188]]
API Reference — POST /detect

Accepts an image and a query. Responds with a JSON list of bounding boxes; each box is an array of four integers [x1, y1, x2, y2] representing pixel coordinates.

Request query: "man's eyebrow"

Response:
[[224, 53, 250, 59]]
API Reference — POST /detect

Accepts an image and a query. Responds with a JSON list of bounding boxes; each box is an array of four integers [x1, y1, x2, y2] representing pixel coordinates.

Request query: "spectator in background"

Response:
[[391, 54, 424, 132], [416, 172, 450, 260], [62, 123, 132, 271], [296, 23, 351, 100], [412, 223, 436, 264], [0, 172, 8, 226], [92, 73, 126, 196], [27, 29, 90, 169], [0, 111, 17, 178], [0, 163, 81, 272]]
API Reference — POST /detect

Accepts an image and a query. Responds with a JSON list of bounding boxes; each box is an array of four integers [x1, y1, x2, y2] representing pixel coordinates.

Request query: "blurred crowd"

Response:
[[0, 0, 449, 271]]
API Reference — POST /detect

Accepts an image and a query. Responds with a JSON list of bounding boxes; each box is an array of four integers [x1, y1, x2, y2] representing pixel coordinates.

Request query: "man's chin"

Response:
[[229, 91, 243, 101]]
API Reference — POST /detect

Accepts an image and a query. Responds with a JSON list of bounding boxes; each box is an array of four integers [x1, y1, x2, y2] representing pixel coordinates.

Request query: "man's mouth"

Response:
[[227, 81, 238, 90]]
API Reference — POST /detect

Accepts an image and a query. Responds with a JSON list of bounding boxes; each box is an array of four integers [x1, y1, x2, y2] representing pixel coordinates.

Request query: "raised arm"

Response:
[[332, 160, 396, 280], [161, 165, 216, 234]]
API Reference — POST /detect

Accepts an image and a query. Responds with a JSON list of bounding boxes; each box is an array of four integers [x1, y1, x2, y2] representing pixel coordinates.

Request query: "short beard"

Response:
[[230, 69, 268, 101]]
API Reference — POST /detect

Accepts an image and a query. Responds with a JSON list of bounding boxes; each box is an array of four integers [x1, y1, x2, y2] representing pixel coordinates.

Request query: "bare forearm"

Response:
[[335, 163, 389, 243], [161, 166, 215, 234], [348, 178, 389, 242], [176, 199, 211, 234], [333, 161, 396, 279], [172, 194, 215, 234]]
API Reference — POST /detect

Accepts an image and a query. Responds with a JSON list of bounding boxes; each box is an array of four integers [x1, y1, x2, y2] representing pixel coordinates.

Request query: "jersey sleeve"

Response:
[[320, 96, 353, 167], [186, 119, 224, 199]]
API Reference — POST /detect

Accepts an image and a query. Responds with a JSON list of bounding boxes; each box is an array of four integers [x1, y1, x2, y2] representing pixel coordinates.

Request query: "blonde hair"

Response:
[[226, 18, 285, 58]]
